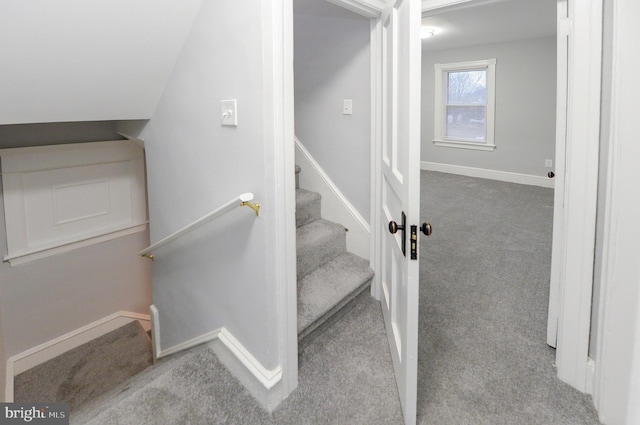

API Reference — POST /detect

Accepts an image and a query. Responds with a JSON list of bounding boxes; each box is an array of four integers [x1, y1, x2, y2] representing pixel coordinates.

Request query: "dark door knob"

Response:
[[388, 212, 407, 257], [389, 220, 404, 234], [548, 171, 555, 178], [420, 222, 432, 236]]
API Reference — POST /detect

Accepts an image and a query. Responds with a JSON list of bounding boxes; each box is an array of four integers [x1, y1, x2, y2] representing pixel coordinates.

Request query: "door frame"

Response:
[[592, 0, 640, 423], [270, 0, 298, 404], [323, 0, 605, 407], [418, 0, 604, 395], [548, 0, 602, 394]]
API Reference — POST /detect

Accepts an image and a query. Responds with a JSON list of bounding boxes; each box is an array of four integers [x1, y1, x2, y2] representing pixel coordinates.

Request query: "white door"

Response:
[[378, 0, 422, 424]]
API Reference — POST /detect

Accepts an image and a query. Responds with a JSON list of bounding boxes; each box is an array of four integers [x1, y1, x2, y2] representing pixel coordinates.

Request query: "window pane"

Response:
[[445, 105, 486, 141], [447, 70, 487, 104]]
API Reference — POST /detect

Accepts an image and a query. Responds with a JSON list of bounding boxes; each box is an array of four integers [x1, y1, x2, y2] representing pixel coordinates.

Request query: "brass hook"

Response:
[[241, 201, 260, 216]]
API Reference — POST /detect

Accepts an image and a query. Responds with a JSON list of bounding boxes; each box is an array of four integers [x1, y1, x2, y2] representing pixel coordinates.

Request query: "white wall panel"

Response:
[[0, 140, 147, 265]]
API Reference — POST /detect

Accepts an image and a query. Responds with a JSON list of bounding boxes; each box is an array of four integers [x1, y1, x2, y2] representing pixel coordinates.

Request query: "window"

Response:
[[433, 59, 496, 151]]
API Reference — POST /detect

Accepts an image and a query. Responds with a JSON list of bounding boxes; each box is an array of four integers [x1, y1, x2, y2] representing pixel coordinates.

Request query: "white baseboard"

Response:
[[209, 331, 284, 411], [153, 307, 283, 410], [586, 357, 596, 395], [216, 328, 282, 390], [5, 311, 151, 402], [295, 137, 371, 260], [421, 161, 555, 189]]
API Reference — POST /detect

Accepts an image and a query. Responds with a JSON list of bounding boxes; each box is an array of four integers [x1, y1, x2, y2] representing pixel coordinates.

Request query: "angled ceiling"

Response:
[[0, 0, 202, 125]]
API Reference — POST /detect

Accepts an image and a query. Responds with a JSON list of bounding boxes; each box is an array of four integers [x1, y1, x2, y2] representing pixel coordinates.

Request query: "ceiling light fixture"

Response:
[[420, 27, 435, 39]]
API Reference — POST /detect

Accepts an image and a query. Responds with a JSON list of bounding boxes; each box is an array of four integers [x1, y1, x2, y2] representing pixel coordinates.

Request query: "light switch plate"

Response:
[[343, 99, 353, 115], [221, 99, 237, 126]]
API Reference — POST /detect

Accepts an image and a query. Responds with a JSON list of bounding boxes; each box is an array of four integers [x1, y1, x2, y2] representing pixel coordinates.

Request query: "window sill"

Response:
[[433, 139, 496, 151]]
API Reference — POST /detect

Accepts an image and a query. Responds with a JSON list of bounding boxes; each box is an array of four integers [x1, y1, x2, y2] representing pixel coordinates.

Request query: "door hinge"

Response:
[[559, 17, 571, 37]]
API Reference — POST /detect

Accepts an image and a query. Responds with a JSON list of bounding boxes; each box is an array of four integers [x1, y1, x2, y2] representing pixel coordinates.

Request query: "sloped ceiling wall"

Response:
[[0, 0, 201, 125]]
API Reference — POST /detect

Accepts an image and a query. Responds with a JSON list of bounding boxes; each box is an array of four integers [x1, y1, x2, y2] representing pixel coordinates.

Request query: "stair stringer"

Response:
[[295, 137, 370, 260]]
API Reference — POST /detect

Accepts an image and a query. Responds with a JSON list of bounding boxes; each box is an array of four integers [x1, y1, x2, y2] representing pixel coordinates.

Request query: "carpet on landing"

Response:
[[14, 320, 153, 412]]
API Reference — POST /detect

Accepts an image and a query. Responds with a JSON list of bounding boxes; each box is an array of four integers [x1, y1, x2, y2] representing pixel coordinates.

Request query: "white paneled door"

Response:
[[379, 0, 422, 424]]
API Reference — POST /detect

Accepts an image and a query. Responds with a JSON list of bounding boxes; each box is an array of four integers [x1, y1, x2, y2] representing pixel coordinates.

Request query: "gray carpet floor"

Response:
[[14, 321, 153, 411], [76, 297, 403, 425], [417, 171, 600, 424], [55, 171, 603, 424]]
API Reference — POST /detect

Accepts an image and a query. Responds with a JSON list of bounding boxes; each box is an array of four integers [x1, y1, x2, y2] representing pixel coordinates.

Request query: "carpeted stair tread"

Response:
[[297, 252, 373, 339], [70, 342, 210, 424], [296, 218, 346, 280], [296, 188, 321, 228], [14, 321, 153, 413]]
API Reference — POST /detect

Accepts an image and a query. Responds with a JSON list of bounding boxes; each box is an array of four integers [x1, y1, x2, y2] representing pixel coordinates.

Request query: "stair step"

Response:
[[296, 188, 321, 228], [297, 252, 374, 345], [296, 219, 346, 280], [71, 344, 208, 425]]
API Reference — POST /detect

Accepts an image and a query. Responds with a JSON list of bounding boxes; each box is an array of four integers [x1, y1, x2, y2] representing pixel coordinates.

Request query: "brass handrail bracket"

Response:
[[141, 253, 154, 261], [241, 201, 261, 216]]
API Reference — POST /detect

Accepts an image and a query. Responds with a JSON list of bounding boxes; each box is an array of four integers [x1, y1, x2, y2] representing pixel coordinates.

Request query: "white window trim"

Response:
[[433, 58, 497, 151]]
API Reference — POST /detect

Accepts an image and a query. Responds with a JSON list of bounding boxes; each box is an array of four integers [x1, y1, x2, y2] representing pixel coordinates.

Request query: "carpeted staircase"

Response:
[[15, 165, 374, 422], [295, 165, 374, 348]]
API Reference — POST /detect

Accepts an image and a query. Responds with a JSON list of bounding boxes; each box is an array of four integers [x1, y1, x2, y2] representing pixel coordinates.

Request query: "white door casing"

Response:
[[548, 0, 602, 393], [547, 0, 569, 349], [378, 1, 422, 424]]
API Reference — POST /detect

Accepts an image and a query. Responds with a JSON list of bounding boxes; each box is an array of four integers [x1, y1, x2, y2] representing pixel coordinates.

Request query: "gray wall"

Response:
[[0, 0, 200, 125], [139, 0, 288, 371], [0, 121, 121, 149], [294, 12, 371, 221], [0, 123, 152, 391], [421, 37, 556, 177]]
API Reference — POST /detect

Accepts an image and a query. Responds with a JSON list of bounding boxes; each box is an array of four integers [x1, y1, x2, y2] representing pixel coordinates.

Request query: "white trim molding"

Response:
[[547, 0, 569, 349], [554, 0, 602, 394], [327, 0, 385, 18], [262, 0, 298, 407], [422, 0, 471, 13], [5, 311, 151, 402], [152, 304, 283, 410], [369, 15, 383, 301], [433, 140, 496, 151], [421, 161, 554, 189], [433, 58, 497, 151], [153, 325, 283, 391], [0, 140, 148, 266], [4, 224, 147, 267], [217, 329, 282, 390], [295, 137, 371, 260], [593, 0, 640, 422]]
